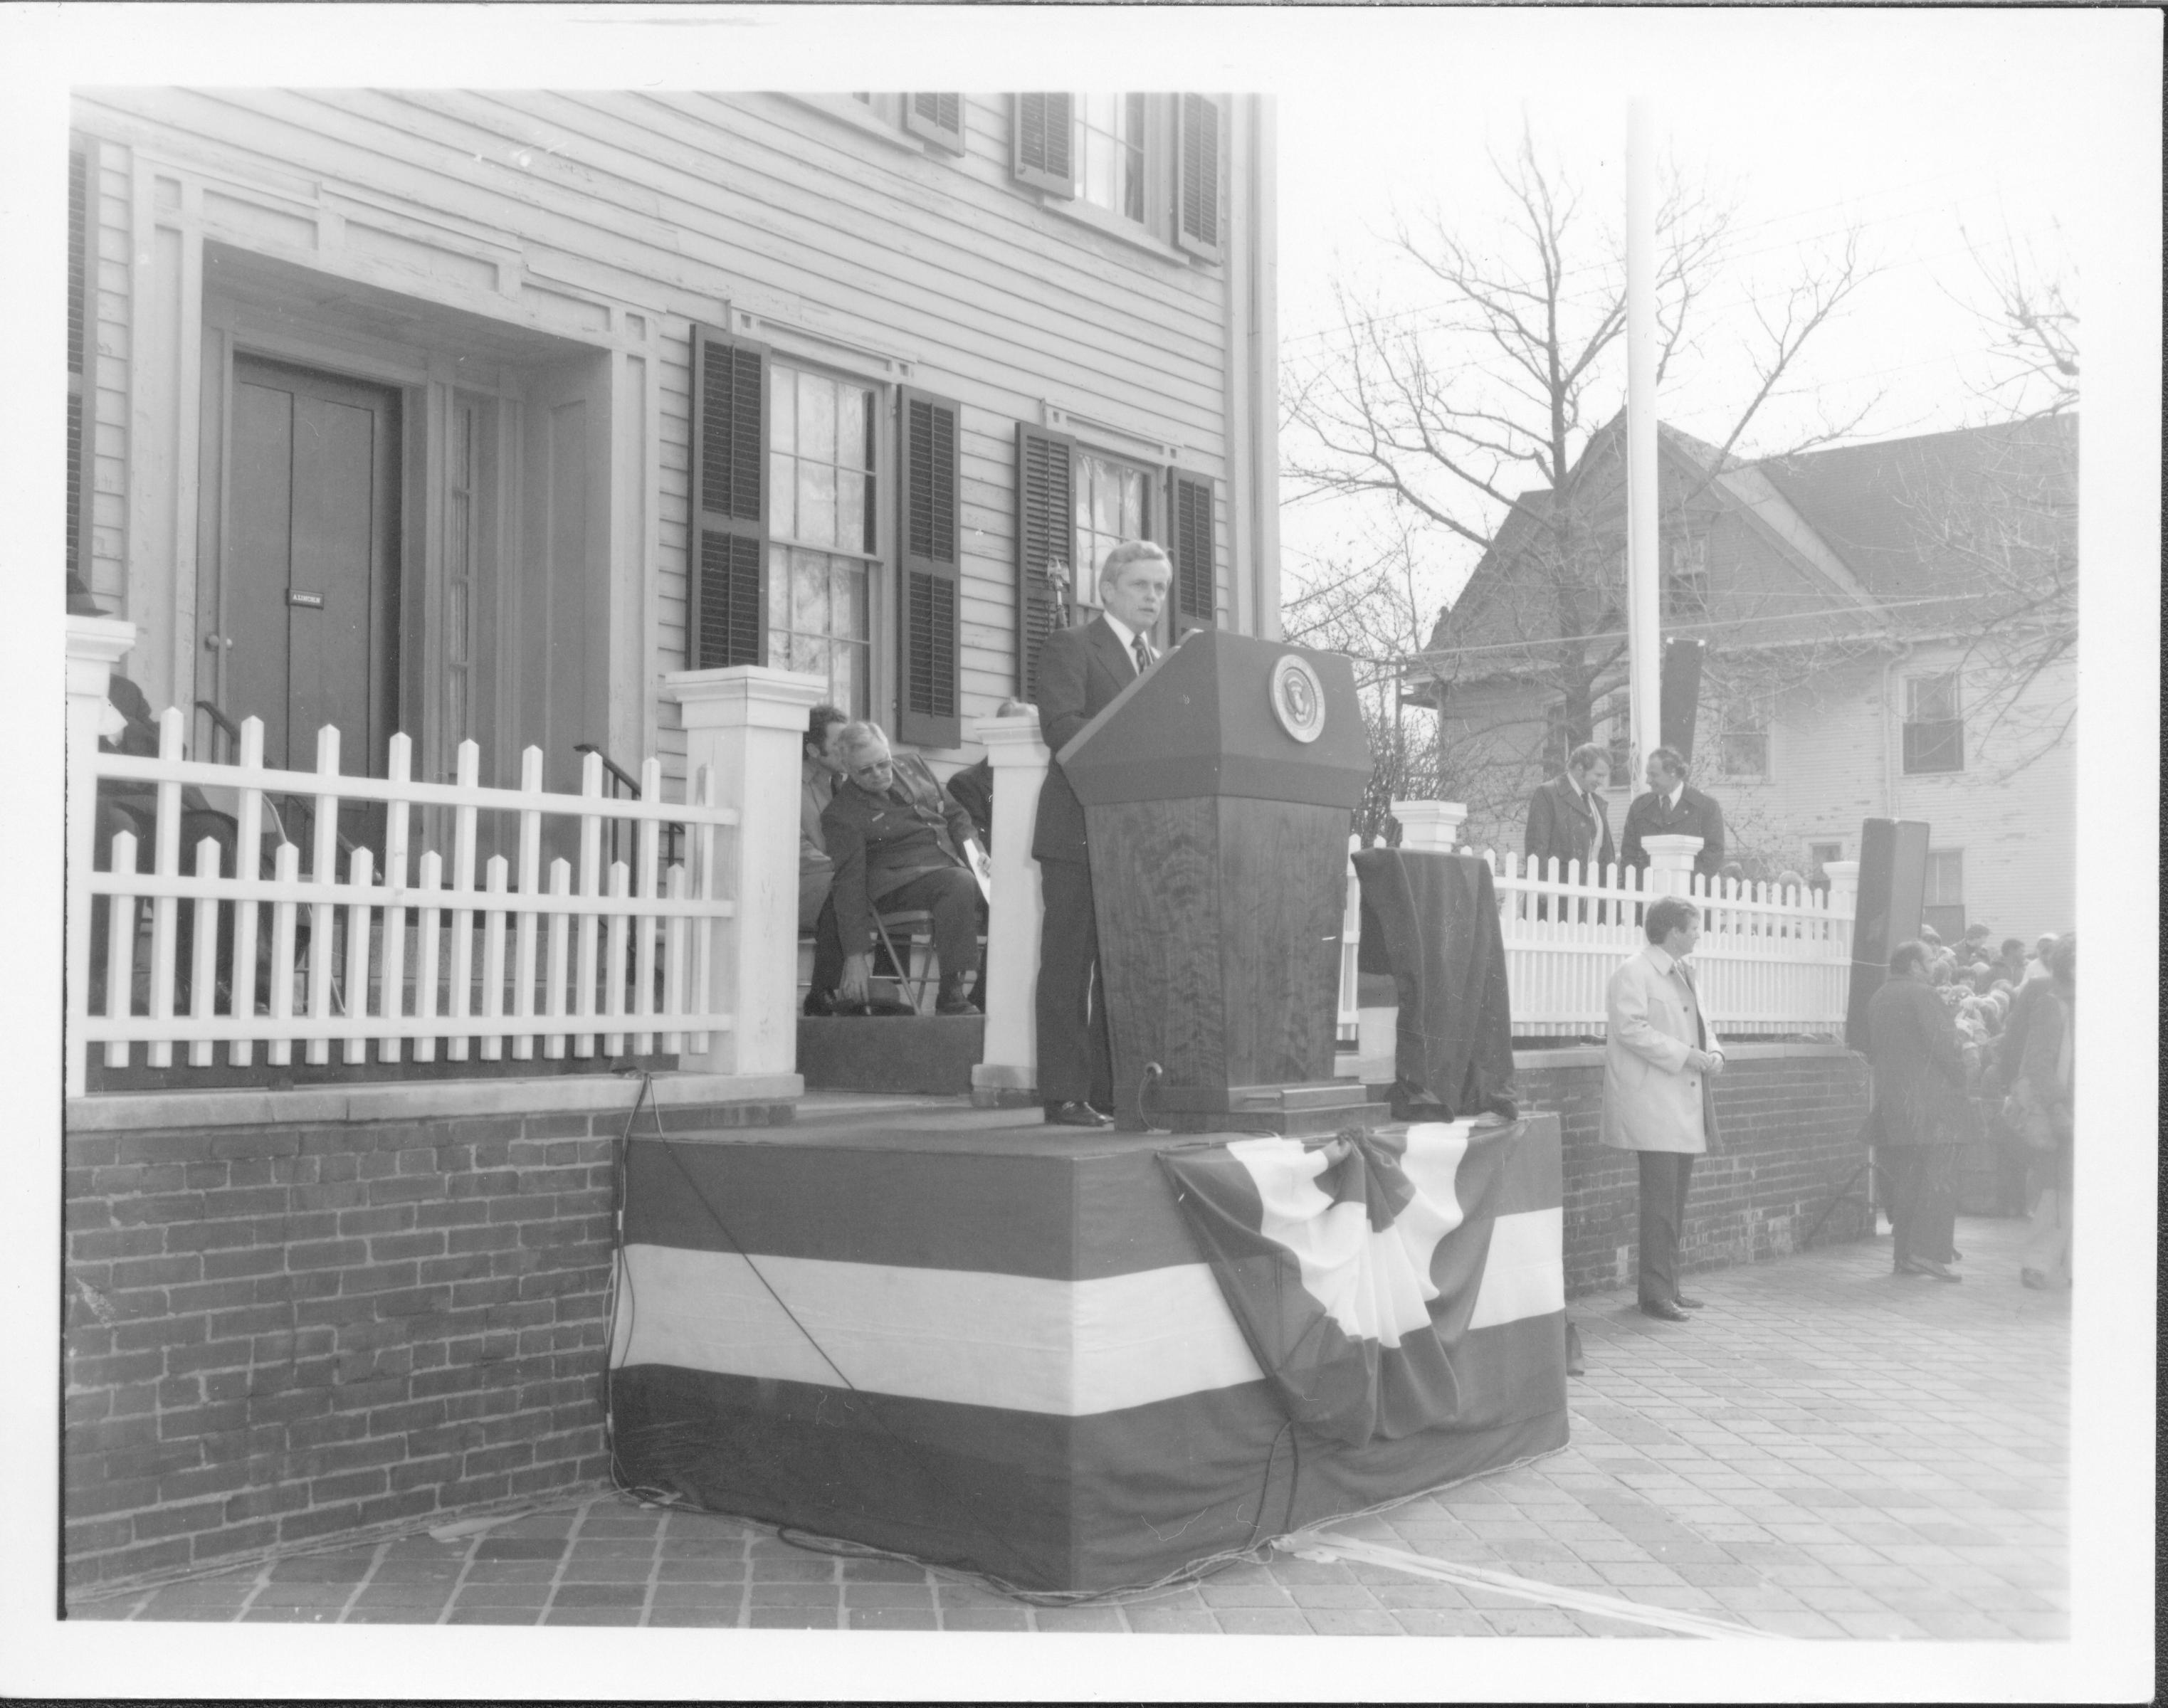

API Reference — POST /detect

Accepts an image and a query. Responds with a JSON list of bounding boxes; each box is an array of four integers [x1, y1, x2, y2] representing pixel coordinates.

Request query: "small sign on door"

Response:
[[287, 590, 325, 608]]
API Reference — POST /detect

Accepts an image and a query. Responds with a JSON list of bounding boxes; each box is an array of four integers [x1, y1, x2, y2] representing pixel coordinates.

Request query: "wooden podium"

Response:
[[1060, 629, 1382, 1135]]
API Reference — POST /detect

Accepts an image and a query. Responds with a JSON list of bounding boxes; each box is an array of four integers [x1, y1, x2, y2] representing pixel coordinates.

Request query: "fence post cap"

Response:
[[661, 665, 828, 729]]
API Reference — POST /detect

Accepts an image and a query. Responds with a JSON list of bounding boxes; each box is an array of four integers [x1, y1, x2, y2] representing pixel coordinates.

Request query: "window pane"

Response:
[[838, 468, 866, 556], [832, 639, 864, 719], [767, 544, 789, 617], [769, 367, 795, 452], [799, 371, 835, 464], [791, 548, 828, 635], [769, 450, 796, 540], [1120, 467, 1145, 535], [834, 559, 866, 636], [797, 460, 836, 548], [838, 386, 868, 470]]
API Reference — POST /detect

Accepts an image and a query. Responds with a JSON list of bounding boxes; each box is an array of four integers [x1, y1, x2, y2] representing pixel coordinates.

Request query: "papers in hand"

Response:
[[965, 838, 993, 905]]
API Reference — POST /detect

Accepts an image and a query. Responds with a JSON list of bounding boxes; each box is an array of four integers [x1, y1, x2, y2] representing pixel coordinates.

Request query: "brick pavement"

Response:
[[65, 1213, 2068, 1638]]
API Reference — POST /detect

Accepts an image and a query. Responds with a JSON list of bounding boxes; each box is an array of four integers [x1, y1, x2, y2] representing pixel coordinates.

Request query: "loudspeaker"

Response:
[[1844, 818, 1931, 1050], [1661, 636, 1705, 762]]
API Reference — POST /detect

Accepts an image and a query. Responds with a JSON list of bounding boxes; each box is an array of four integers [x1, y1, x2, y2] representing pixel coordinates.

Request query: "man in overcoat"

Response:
[[1619, 747, 1725, 880], [1602, 893, 1724, 1320], [1525, 742, 1616, 922], [1029, 540, 1173, 1128], [1863, 938, 1973, 1281]]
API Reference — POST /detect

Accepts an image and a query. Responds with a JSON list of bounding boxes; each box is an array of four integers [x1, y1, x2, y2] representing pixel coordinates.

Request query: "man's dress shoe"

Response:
[[1044, 1100, 1112, 1129], [1638, 1298, 1691, 1322], [1673, 1294, 1705, 1309]]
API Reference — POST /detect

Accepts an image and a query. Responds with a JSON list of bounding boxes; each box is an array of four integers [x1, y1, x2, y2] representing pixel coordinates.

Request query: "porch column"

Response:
[[662, 665, 824, 1083], [1392, 800, 1467, 854], [1641, 834, 1703, 899], [1821, 859, 1860, 927], [67, 617, 140, 1097], [971, 710, 1050, 1107]]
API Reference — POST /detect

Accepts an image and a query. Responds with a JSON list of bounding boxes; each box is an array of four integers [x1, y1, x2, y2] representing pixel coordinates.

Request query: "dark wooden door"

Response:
[[223, 356, 401, 774], [221, 357, 400, 850]]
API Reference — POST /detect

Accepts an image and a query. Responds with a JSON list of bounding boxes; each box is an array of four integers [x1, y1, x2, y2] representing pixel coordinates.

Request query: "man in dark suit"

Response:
[[1619, 746, 1725, 880], [821, 722, 983, 1016], [1031, 539, 1173, 1128], [1525, 742, 1616, 878]]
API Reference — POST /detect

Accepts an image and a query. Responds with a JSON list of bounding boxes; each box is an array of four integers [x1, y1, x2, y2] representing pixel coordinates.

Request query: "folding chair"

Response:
[[870, 910, 939, 1014]]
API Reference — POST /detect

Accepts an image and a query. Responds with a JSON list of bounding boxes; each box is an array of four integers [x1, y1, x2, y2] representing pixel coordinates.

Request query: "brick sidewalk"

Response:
[[65, 1214, 2068, 1638]]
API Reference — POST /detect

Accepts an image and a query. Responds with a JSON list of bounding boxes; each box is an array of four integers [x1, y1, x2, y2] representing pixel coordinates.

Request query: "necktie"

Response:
[[1132, 634, 1153, 676]]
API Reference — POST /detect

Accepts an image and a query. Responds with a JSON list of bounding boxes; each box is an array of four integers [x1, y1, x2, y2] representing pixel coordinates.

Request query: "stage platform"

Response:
[[609, 1095, 1569, 1593]]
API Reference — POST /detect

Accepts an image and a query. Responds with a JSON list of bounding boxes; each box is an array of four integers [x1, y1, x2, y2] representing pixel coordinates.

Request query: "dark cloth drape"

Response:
[[1352, 848, 1517, 1124]]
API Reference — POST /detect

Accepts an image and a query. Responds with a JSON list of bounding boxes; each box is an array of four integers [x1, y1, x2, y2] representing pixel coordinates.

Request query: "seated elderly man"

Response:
[[820, 721, 983, 1016]]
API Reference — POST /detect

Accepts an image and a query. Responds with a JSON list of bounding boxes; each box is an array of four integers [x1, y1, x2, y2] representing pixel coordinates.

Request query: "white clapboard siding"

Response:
[[75, 85, 1243, 760], [80, 710, 737, 1076], [1335, 843, 1855, 1043]]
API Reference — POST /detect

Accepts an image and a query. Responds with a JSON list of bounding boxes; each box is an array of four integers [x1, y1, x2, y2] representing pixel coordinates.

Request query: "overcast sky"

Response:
[[1272, 8, 2115, 601]]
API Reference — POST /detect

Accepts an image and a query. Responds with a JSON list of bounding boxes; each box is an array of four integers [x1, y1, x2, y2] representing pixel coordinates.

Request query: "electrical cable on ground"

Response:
[[1283, 1529, 1793, 1640]]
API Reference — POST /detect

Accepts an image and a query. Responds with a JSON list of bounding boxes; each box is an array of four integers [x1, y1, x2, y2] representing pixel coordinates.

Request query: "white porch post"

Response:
[[1391, 799, 1467, 854], [662, 665, 823, 1084], [1821, 859, 1860, 926], [67, 617, 139, 1097], [1642, 834, 1703, 898], [971, 710, 1050, 1107]]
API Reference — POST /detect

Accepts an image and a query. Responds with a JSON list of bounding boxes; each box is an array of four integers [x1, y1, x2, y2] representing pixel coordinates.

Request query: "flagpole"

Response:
[[1625, 97, 1662, 779]]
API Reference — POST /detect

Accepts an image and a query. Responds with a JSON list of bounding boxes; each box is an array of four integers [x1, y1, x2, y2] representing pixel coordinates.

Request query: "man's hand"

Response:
[[837, 952, 872, 1007], [1688, 1048, 1724, 1077]]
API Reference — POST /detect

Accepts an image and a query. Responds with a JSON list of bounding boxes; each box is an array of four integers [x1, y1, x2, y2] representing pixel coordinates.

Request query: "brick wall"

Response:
[[61, 1097, 784, 1592], [1514, 1046, 1874, 1296]]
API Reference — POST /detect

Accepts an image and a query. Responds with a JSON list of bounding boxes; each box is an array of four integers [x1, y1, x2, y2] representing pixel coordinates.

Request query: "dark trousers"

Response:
[[1035, 855, 1112, 1107], [878, 867, 983, 986], [1636, 1151, 1695, 1306], [1879, 1144, 1958, 1267]]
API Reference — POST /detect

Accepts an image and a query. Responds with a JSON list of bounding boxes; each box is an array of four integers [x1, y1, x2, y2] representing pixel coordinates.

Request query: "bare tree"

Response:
[[1283, 126, 1878, 764], [1279, 521, 1449, 843]]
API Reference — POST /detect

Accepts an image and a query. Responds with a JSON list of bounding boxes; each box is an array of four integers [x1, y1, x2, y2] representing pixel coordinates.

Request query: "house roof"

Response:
[[1414, 414, 2075, 676], [1758, 414, 2076, 618]]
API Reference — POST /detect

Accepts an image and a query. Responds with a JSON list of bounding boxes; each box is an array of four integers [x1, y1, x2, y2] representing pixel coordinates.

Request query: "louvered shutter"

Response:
[[1174, 94, 1224, 263], [898, 389, 963, 749], [688, 323, 768, 670], [904, 93, 966, 155], [1169, 470, 1217, 637], [67, 145, 89, 584], [1014, 424, 1076, 702], [1013, 93, 1075, 196]]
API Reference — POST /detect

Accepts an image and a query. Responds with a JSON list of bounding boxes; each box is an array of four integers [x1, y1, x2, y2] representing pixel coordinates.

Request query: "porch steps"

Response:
[[796, 1013, 985, 1097]]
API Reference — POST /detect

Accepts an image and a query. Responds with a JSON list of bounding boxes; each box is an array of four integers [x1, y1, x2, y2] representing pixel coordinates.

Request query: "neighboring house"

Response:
[[58, 88, 1280, 1591], [65, 90, 1280, 798], [1407, 415, 2076, 942]]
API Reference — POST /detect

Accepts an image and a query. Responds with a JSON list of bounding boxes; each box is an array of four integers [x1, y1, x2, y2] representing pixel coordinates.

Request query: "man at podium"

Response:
[[1030, 540, 1174, 1129]]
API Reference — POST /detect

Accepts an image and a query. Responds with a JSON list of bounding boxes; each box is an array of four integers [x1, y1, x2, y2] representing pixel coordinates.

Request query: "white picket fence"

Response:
[[1335, 843, 1854, 1041], [79, 709, 737, 1079]]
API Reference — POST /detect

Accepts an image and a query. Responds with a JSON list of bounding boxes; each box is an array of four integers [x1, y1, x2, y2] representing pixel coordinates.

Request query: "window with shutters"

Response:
[[1662, 530, 1709, 618], [768, 363, 879, 719], [1013, 428, 1216, 700], [1012, 93, 1224, 263]]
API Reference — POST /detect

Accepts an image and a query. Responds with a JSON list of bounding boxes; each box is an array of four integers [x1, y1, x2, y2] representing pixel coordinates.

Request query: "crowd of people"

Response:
[[1862, 923, 2076, 1290]]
